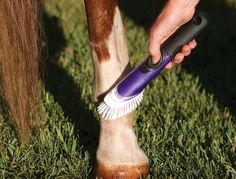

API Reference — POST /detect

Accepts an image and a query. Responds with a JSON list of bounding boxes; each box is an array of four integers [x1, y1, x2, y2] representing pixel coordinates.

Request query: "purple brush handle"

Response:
[[116, 12, 208, 98], [117, 50, 172, 97]]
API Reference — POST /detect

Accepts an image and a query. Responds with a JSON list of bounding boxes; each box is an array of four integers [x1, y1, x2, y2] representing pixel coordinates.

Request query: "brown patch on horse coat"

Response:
[[84, 0, 118, 62], [92, 42, 110, 63]]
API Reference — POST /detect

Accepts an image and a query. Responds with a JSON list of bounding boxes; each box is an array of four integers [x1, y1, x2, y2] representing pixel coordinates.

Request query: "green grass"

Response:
[[1, 0, 236, 178]]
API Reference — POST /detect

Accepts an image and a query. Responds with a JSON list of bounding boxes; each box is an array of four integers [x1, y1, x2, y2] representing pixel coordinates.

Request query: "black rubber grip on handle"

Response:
[[162, 11, 209, 56]]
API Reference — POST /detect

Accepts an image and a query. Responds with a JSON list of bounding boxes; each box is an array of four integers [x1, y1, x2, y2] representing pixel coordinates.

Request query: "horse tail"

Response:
[[0, 0, 43, 143]]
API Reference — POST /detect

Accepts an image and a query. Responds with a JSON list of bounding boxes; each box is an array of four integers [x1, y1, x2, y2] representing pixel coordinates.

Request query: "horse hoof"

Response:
[[94, 160, 149, 179]]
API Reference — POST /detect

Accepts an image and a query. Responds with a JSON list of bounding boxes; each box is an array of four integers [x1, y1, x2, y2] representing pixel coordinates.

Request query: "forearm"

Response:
[[160, 0, 200, 25], [168, 0, 199, 9]]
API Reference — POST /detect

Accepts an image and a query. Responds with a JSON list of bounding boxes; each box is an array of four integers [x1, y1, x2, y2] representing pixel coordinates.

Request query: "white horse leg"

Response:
[[84, 0, 149, 177]]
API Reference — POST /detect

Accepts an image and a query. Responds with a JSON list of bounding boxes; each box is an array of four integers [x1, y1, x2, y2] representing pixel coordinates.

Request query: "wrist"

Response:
[[165, 0, 198, 24], [168, 0, 199, 9]]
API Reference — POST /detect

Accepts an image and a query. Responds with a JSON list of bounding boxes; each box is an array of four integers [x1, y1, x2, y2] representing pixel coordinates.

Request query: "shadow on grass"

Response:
[[120, 0, 236, 117], [43, 13, 99, 169]]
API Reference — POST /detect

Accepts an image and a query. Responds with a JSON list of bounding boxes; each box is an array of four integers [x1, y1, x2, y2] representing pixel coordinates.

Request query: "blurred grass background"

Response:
[[0, 0, 236, 178]]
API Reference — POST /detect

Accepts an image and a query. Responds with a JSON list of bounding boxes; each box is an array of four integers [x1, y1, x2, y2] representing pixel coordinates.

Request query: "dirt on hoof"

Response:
[[94, 160, 149, 179]]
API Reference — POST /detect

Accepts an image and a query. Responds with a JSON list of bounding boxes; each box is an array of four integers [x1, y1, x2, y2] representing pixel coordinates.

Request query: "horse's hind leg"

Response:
[[84, 0, 149, 178]]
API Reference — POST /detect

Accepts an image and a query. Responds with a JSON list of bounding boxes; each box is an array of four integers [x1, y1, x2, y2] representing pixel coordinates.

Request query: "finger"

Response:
[[188, 39, 197, 49], [165, 61, 173, 69], [149, 28, 162, 64], [181, 45, 191, 56], [149, 44, 161, 64], [173, 53, 184, 64], [150, 50, 161, 64]]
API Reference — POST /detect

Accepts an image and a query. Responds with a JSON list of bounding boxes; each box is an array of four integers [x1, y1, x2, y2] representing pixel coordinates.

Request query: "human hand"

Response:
[[149, 0, 200, 68]]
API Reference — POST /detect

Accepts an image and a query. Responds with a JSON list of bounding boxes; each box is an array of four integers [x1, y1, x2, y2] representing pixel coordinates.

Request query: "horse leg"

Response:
[[84, 0, 149, 178]]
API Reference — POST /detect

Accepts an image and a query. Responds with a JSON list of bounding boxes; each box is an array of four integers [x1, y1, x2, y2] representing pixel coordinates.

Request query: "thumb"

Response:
[[149, 29, 162, 64], [148, 14, 175, 64], [149, 16, 180, 64]]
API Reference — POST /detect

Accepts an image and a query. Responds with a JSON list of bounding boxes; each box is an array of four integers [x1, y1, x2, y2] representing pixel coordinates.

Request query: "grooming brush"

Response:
[[98, 12, 209, 120]]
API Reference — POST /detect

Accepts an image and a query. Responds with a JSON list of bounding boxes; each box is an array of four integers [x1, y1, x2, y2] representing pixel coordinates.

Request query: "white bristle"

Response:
[[128, 102, 132, 112], [124, 104, 128, 115], [106, 108, 111, 119], [114, 108, 119, 119], [103, 106, 109, 118], [97, 90, 144, 120], [100, 104, 107, 113], [117, 107, 122, 118], [109, 108, 115, 119], [97, 104, 105, 113]]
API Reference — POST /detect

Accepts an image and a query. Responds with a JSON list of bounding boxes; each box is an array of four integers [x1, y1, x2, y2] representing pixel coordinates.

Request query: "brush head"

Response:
[[97, 87, 144, 120]]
